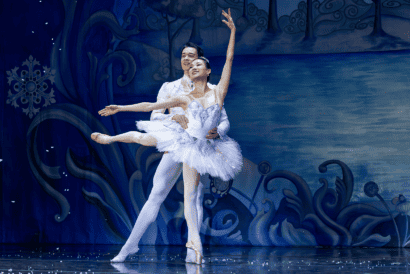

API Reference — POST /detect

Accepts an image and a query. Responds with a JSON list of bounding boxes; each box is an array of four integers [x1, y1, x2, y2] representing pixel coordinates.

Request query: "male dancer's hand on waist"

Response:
[[206, 127, 220, 139], [172, 114, 189, 129]]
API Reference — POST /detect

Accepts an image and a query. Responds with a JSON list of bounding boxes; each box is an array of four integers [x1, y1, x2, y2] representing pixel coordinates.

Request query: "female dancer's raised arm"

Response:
[[98, 96, 189, 116], [217, 8, 236, 104]]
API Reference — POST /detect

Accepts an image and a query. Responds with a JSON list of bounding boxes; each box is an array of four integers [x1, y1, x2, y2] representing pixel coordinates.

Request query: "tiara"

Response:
[[199, 56, 210, 64]]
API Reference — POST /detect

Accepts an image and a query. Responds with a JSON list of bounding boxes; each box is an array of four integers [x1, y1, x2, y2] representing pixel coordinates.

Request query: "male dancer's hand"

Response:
[[172, 114, 189, 129], [206, 127, 220, 139]]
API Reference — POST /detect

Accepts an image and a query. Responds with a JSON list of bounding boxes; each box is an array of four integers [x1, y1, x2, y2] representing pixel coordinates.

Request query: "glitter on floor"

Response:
[[1, 245, 410, 273]]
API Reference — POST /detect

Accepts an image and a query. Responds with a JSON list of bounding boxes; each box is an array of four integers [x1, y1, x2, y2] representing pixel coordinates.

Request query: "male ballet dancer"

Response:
[[111, 42, 230, 263]]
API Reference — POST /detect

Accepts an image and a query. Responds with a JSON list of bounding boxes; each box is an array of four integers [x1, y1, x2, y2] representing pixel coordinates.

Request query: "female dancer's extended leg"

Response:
[[183, 162, 203, 264], [91, 132, 157, 146]]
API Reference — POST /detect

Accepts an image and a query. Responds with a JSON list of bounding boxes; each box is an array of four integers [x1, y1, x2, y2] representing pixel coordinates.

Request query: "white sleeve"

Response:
[[150, 82, 177, 121], [217, 106, 230, 140], [207, 83, 230, 139]]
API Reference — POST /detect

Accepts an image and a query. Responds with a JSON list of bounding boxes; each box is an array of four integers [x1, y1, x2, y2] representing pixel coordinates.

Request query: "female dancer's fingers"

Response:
[[222, 9, 233, 27], [222, 20, 235, 30], [99, 107, 109, 113]]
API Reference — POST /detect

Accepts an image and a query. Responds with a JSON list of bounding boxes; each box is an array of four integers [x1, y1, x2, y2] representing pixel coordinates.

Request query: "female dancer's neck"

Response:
[[191, 79, 208, 96]]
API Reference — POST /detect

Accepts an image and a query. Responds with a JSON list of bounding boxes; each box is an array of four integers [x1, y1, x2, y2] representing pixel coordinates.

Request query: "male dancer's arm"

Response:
[[151, 82, 189, 129], [206, 82, 230, 140], [150, 83, 173, 121], [216, 107, 230, 140]]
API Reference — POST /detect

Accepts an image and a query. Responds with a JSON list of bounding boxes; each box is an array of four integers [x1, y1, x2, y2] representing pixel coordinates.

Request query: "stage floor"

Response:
[[1, 245, 410, 273]]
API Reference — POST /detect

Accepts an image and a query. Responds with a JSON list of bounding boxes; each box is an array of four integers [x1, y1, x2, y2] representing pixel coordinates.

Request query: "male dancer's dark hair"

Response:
[[181, 42, 204, 58]]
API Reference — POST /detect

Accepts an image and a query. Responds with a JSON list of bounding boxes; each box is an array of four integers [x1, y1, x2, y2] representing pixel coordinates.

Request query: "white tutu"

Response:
[[136, 119, 243, 181]]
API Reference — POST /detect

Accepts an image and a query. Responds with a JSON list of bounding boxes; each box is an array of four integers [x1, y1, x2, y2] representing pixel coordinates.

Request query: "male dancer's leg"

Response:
[[111, 153, 182, 262], [92, 131, 206, 263]]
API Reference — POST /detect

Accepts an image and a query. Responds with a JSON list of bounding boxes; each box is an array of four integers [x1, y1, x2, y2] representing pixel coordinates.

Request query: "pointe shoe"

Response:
[[110, 247, 139, 263], [186, 248, 205, 264], [186, 241, 203, 265], [186, 263, 203, 274], [91, 133, 112, 144]]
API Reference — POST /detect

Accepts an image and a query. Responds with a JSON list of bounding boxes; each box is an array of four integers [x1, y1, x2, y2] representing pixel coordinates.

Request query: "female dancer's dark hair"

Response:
[[197, 56, 211, 82]]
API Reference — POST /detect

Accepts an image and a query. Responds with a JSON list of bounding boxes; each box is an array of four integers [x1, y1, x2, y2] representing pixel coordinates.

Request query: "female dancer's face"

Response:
[[189, 59, 210, 81], [181, 47, 198, 72]]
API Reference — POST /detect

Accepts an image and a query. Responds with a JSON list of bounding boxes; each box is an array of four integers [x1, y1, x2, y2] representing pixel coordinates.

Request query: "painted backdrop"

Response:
[[2, 0, 410, 247]]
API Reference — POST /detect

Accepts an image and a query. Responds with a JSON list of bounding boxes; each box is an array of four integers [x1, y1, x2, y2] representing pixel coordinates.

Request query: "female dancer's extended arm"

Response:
[[217, 9, 236, 103], [98, 96, 188, 116]]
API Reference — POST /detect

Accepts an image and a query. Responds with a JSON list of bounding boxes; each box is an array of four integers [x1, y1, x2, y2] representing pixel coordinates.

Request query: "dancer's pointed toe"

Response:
[[186, 241, 204, 265], [186, 248, 205, 264], [91, 133, 112, 144]]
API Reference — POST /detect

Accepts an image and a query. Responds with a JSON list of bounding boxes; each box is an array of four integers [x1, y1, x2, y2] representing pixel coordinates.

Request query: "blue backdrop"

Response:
[[2, 0, 410, 247]]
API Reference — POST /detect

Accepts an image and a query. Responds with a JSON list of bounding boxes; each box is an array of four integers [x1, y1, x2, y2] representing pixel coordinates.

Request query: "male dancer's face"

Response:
[[181, 47, 198, 72]]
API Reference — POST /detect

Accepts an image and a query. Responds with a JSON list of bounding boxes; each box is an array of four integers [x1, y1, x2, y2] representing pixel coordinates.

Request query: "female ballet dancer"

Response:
[[91, 9, 239, 264]]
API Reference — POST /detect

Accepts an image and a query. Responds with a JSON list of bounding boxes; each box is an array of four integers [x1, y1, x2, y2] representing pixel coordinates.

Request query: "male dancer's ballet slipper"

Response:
[[91, 133, 112, 144], [186, 241, 204, 265], [110, 262, 128, 272], [110, 247, 139, 263]]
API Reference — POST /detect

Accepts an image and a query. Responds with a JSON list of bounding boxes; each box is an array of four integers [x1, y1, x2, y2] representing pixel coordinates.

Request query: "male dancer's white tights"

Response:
[[112, 153, 204, 262]]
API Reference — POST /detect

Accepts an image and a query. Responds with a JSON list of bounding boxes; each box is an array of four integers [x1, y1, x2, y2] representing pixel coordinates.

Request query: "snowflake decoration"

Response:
[[6, 55, 56, 119]]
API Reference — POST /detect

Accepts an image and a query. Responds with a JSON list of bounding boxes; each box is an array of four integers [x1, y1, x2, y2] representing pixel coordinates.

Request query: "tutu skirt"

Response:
[[136, 120, 243, 181]]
